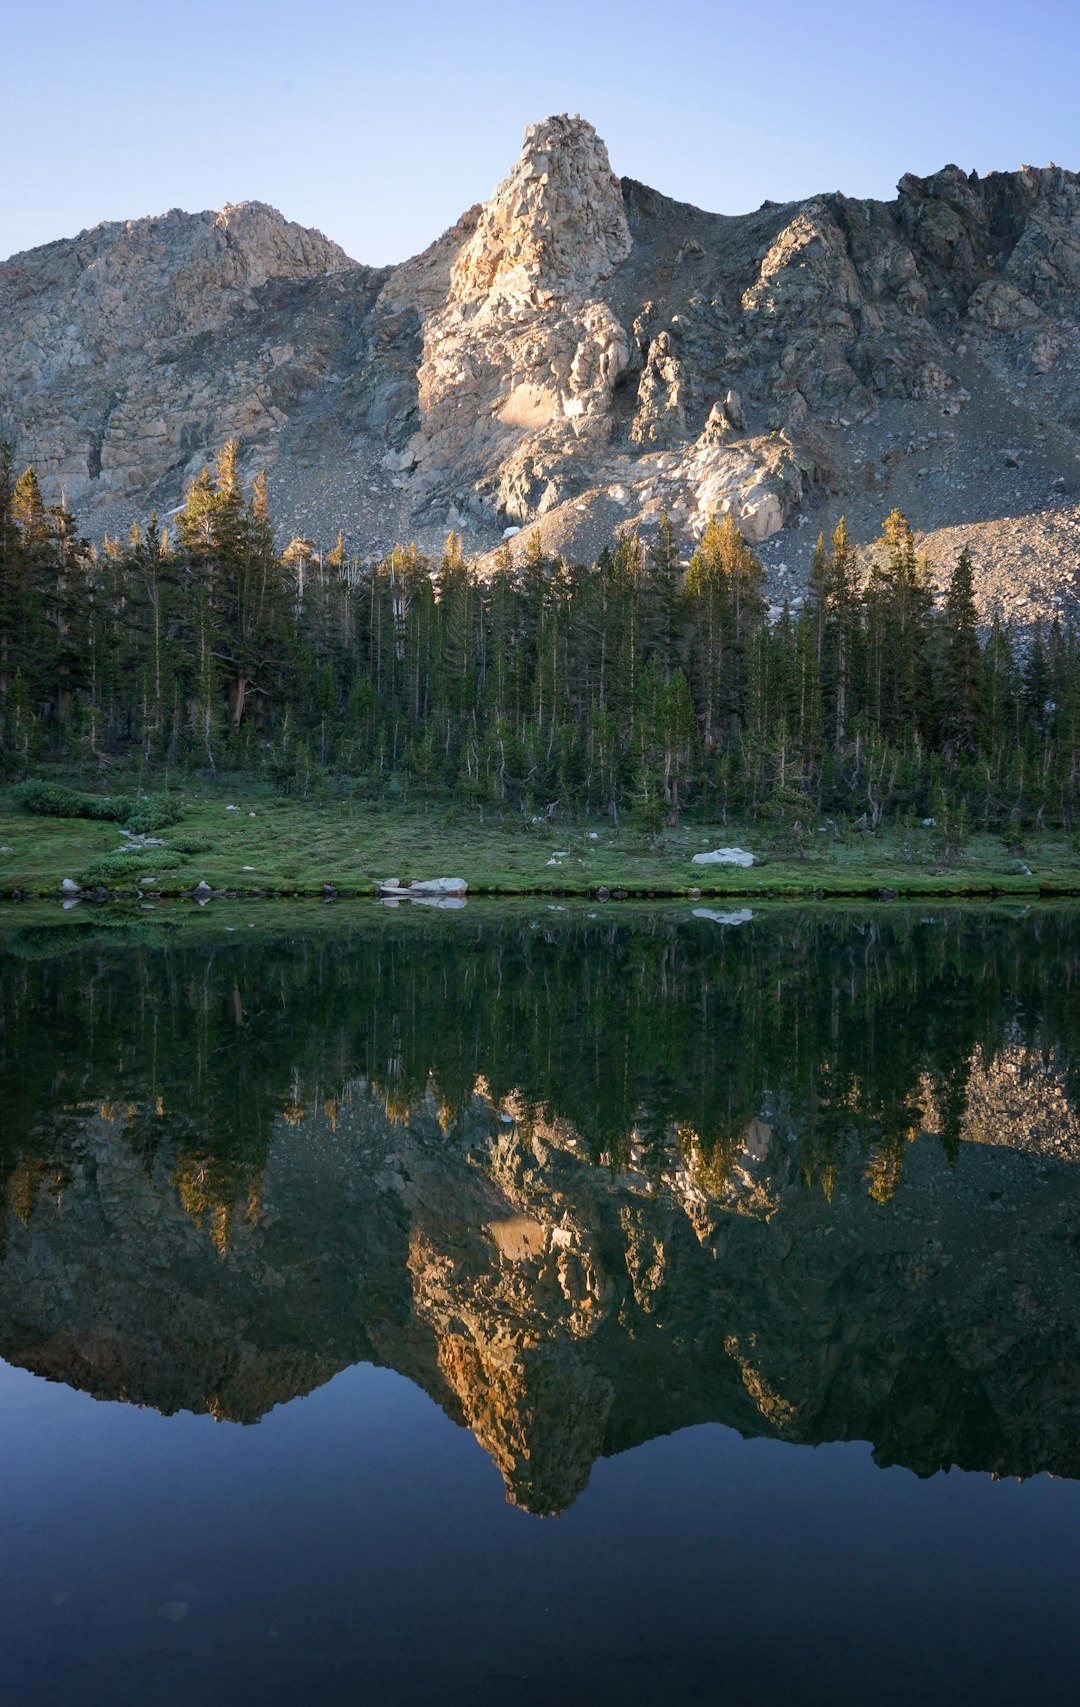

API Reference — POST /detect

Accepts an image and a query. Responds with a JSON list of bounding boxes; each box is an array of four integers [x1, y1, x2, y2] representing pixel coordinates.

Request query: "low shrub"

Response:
[[11, 780, 132, 821], [167, 833, 212, 854], [78, 847, 190, 886], [10, 779, 183, 836], [121, 793, 183, 835]]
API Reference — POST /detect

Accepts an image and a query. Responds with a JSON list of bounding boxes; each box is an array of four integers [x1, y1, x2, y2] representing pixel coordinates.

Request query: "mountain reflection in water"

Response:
[[2, 903, 1080, 1515]]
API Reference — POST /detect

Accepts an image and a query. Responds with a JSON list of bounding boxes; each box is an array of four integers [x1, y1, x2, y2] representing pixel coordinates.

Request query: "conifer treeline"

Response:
[[1, 438, 1077, 827]]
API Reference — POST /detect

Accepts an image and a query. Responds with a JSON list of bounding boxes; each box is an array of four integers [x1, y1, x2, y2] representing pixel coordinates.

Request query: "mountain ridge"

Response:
[[3, 116, 1080, 622]]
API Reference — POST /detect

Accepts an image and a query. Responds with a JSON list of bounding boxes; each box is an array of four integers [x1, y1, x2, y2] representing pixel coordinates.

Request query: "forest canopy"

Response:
[[1, 439, 1076, 831]]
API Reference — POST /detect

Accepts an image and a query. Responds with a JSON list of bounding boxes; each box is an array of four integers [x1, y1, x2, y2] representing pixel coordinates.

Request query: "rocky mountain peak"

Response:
[[0, 199, 357, 501], [450, 113, 632, 308], [3, 121, 1080, 625]]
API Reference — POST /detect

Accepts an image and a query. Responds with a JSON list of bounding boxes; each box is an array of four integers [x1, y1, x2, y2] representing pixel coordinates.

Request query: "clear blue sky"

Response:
[[6, 0, 1079, 265]]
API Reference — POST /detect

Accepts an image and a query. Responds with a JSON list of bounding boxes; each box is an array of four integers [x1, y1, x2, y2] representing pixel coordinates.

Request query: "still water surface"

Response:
[[2, 902, 1080, 1704]]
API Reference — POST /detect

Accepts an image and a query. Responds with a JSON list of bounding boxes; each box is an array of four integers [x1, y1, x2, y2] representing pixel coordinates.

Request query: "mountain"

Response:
[[3, 116, 1080, 620]]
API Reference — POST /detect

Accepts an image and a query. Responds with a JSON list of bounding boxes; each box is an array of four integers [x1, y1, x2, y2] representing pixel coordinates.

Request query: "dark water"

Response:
[[2, 901, 1080, 1705]]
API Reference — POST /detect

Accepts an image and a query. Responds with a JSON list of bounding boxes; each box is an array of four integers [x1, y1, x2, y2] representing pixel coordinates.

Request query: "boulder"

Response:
[[407, 877, 468, 897], [377, 877, 467, 899], [739, 491, 783, 542], [691, 848, 754, 867]]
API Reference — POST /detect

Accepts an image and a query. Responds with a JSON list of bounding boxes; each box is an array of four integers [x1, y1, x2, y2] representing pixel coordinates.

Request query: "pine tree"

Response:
[[864, 510, 933, 750], [979, 620, 1021, 795], [660, 668, 696, 815], [177, 447, 290, 741], [1023, 619, 1050, 736], [683, 515, 731, 750], [940, 546, 981, 757], [644, 510, 681, 679], [0, 442, 18, 721]]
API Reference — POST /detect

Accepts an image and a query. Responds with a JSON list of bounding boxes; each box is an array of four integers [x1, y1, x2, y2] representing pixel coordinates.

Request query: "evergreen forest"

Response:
[[2, 438, 1077, 836]]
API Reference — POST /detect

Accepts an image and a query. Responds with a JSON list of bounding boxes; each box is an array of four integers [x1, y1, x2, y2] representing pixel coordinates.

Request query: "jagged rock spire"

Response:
[[450, 113, 632, 307]]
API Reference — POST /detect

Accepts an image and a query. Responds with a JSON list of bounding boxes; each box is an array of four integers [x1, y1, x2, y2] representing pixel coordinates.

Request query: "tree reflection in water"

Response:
[[2, 903, 1079, 1512]]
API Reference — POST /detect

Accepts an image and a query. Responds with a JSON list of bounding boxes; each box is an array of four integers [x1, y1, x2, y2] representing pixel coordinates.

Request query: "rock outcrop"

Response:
[[3, 121, 1080, 619], [0, 203, 357, 505], [406, 115, 636, 530]]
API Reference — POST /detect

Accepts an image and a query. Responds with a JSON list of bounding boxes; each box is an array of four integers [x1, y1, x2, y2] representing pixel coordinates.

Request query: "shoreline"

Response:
[[4, 878, 1080, 904], [4, 785, 1079, 905]]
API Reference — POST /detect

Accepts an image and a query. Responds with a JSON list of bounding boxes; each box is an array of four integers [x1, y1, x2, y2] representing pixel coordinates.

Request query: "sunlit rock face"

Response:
[[449, 114, 632, 306], [3, 122, 1080, 620], [0, 203, 357, 505], [411, 116, 635, 534]]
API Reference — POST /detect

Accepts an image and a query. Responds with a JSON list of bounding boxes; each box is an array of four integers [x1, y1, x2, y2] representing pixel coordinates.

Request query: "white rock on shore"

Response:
[[377, 877, 468, 898], [691, 848, 754, 867]]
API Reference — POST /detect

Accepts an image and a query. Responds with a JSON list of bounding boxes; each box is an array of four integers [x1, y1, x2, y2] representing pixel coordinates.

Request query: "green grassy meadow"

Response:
[[1, 776, 1078, 900]]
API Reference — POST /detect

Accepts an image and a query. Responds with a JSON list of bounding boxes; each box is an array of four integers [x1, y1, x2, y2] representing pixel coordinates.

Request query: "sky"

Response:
[[5, 0, 1080, 265]]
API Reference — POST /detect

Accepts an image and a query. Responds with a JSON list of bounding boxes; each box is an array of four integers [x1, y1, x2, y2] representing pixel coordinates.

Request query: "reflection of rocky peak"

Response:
[[393, 1102, 619, 1512], [5, 1078, 1080, 1516], [436, 1333, 614, 1516]]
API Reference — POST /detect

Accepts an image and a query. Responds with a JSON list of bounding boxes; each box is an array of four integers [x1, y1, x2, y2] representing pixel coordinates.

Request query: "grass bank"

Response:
[[1, 777, 1078, 901]]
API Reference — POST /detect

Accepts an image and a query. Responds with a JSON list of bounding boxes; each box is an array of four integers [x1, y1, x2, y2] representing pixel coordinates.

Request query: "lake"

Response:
[[2, 901, 1080, 1705]]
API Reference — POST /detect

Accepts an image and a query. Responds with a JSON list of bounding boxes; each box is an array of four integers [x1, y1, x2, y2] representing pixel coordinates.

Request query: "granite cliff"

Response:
[[4, 115, 1080, 620]]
